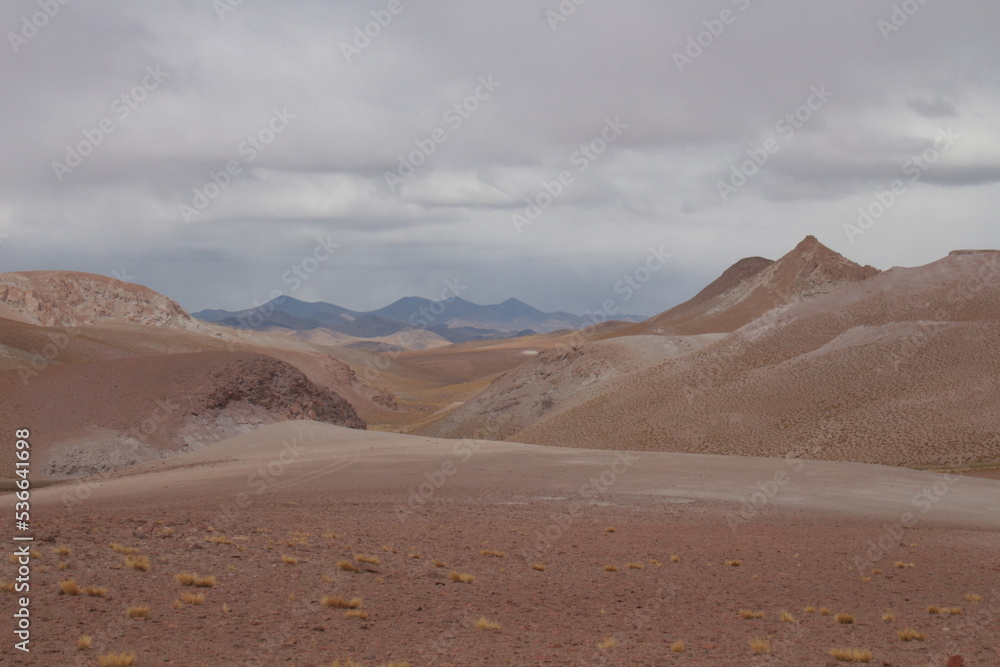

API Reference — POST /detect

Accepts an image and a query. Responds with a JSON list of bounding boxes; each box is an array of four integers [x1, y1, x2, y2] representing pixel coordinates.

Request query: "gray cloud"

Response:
[[1, 0, 998, 317]]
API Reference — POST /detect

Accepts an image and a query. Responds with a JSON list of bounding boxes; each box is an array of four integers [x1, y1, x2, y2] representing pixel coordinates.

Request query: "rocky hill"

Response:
[[0, 271, 203, 330]]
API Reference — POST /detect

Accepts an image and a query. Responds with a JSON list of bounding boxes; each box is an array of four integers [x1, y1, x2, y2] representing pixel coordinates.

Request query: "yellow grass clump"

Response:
[[669, 555, 681, 562], [835, 613, 855, 624], [54, 546, 71, 556], [431, 559, 447, 568], [475, 616, 501, 631], [603, 565, 619, 572], [749, 638, 770, 655], [598, 637, 617, 648], [85, 586, 107, 598], [59, 579, 83, 596], [98, 653, 137, 667], [450, 571, 474, 584], [671, 639, 685, 653], [780, 610, 796, 623], [828, 647, 874, 662], [804, 606, 816, 613], [926, 605, 941, 614], [820, 607, 832, 615], [964, 593, 982, 603], [124, 555, 150, 571], [897, 628, 924, 641], [738, 609, 764, 619], [344, 609, 369, 619], [322, 596, 362, 609], [881, 611, 895, 622], [125, 605, 150, 619], [281, 555, 299, 565], [355, 554, 380, 564], [205, 535, 233, 545], [110, 543, 139, 555], [481, 549, 505, 558], [531, 563, 546, 571], [77, 634, 92, 650], [180, 592, 204, 605], [725, 560, 742, 567], [338, 560, 360, 573]]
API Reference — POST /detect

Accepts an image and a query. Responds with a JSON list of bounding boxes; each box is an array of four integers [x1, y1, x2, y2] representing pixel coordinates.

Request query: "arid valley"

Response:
[[2, 237, 999, 666]]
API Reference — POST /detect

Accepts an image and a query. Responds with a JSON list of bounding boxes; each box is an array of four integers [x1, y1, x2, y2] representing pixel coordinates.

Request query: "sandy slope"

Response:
[[7, 422, 998, 665], [444, 250, 1000, 468]]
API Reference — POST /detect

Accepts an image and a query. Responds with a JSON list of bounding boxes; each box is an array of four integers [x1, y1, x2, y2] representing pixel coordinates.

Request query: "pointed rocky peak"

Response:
[[770, 236, 879, 300]]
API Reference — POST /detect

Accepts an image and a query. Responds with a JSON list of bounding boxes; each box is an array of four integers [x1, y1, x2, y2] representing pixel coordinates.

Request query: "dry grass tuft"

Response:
[[605, 527, 616, 533], [180, 592, 204, 605], [627, 562, 644, 570], [827, 647, 874, 662], [338, 560, 360, 573], [474, 616, 501, 631], [897, 628, 925, 641], [175, 572, 215, 587], [110, 543, 139, 555], [281, 555, 299, 565], [77, 634, 92, 650], [804, 606, 816, 614], [343, 609, 369, 619], [431, 559, 447, 568], [669, 555, 681, 562], [598, 636, 617, 649], [124, 555, 150, 572], [531, 563, 546, 571], [725, 560, 742, 567], [926, 605, 941, 614], [58, 562, 69, 571], [480, 549, 505, 558], [450, 571, 474, 584], [98, 653, 137, 667], [54, 546, 71, 556], [749, 638, 770, 655], [0, 580, 15, 593], [125, 605, 150, 619], [944, 606, 962, 615], [894, 561, 914, 569], [738, 609, 764, 620], [835, 613, 855, 624], [603, 565, 619, 572], [322, 596, 362, 609], [85, 586, 107, 598], [205, 535, 233, 545], [408, 553, 421, 559], [820, 607, 832, 616], [881, 611, 895, 622], [964, 593, 982, 603], [59, 579, 83, 596], [780, 610, 796, 623], [671, 639, 685, 653], [355, 554, 380, 564]]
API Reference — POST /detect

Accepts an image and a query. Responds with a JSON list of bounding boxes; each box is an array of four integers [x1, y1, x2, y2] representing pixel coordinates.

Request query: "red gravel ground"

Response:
[[4, 423, 999, 666]]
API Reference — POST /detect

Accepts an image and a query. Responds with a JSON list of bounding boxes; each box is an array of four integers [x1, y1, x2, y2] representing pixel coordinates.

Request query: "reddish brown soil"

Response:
[[5, 423, 998, 666]]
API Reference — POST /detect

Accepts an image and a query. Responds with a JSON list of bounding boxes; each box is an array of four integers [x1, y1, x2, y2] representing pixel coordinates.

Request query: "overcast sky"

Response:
[[1, 1, 998, 316]]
